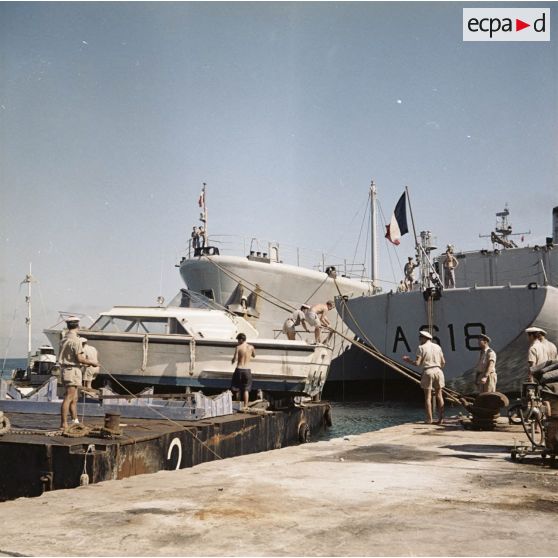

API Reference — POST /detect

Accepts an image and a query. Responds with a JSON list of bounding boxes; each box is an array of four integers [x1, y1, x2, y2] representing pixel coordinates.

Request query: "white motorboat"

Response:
[[44, 290, 332, 398]]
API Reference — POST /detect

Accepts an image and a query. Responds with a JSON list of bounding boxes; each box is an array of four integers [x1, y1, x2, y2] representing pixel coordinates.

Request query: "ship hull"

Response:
[[339, 284, 558, 394], [180, 255, 370, 337]]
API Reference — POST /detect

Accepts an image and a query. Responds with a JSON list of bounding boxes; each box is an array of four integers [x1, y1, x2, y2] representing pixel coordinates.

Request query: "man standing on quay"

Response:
[[403, 331, 446, 424]]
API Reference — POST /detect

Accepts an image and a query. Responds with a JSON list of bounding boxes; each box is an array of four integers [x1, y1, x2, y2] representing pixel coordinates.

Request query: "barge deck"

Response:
[[0, 401, 330, 501]]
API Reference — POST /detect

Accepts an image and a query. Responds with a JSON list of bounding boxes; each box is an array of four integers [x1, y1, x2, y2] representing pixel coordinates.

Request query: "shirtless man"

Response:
[[231, 333, 255, 408], [404, 257, 418, 292], [443, 246, 459, 288], [306, 301, 334, 344]]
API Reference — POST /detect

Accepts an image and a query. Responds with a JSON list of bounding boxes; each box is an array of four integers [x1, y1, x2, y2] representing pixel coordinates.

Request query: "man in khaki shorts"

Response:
[[403, 330, 446, 424], [474, 334, 497, 393], [81, 338, 100, 392], [305, 301, 334, 344], [282, 305, 310, 341], [59, 317, 99, 430]]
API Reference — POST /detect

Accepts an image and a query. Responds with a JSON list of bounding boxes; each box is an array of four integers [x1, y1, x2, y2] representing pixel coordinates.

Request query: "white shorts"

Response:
[[282, 319, 296, 335]]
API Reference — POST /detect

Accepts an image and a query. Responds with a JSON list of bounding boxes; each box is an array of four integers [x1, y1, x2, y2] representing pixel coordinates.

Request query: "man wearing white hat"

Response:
[[282, 305, 311, 341], [526, 327, 547, 380], [403, 330, 446, 424], [540, 330, 558, 362], [59, 317, 99, 430]]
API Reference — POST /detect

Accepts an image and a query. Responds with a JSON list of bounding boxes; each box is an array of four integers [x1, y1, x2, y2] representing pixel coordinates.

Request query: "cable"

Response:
[[96, 363, 223, 460]]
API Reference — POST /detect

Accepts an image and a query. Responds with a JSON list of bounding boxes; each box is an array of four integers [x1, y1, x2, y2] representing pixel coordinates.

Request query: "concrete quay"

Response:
[[0, 418, 556, 557]]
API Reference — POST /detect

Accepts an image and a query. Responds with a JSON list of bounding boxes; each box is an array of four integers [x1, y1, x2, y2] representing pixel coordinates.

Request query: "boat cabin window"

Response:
[[89, 316, 188, 335]]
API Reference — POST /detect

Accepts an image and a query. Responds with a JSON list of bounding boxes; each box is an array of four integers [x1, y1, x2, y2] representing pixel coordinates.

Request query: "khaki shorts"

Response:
[[420, 368, 445, 390], [62, 367, 82, 387], [83, 366, 99, 382], [305, 312, 320, 328], [477, 372, 497, 393]]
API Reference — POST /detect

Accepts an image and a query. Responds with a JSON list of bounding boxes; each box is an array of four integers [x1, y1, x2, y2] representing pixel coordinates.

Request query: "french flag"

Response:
[[385, 192, 409, 245]]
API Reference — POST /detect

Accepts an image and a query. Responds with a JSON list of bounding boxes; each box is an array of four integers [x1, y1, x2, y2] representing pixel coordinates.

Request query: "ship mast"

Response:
[[370, 180, 378, 291], [200, 182, 208, 244], [22, 263, 36, 371]]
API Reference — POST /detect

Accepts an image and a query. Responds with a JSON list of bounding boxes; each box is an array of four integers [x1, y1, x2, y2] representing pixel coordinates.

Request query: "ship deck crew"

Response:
[[282, 305, 310, 341], [443, 246, 459, 289]]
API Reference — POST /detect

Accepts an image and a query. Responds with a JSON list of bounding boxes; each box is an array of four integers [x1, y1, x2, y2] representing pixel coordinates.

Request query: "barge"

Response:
[[0, 400, 331, 502]]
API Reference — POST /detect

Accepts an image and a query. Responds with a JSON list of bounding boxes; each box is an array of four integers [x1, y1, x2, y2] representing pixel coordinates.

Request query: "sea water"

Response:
[[0, 358, 26, 379], [317, 400, 423, 440]]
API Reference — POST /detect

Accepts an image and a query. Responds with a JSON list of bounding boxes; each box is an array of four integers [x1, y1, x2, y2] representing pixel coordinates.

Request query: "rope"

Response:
[[7, 428, 62, 436], [201, 254, 296, 313], [0, 414, 11, 435], [141, 334, 149, 371], [63, 423, 92, 438], [98, 363, 223, 460], [331, 277, 472, 407]]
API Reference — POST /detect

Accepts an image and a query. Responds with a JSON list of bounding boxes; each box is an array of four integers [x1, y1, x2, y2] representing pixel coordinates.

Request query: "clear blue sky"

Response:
[[1, 1, 557, 356]]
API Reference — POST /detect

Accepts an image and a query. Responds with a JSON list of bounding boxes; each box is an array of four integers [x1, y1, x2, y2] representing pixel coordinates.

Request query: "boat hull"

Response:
[[339, 284, 558, 394], [180, 255, 371, 338], [44, 330, 332, 397]]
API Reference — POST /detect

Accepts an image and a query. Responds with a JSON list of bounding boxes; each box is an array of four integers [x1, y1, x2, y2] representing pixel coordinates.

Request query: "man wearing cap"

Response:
[[474, 334, 497, 393], [282, 305, 311, 341], [526, 327, 547, 380], [59, 317, 99, 430], [403, 331, 446, 424], [404, 257, 418, 292], [80, 338, 100, 392]]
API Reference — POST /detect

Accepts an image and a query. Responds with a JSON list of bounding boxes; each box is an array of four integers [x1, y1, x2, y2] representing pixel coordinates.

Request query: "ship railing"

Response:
[[180, 234, 371, 282]]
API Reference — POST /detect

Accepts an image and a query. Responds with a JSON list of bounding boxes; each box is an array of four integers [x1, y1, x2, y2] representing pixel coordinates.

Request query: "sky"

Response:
[[1, 1, 557, 357]]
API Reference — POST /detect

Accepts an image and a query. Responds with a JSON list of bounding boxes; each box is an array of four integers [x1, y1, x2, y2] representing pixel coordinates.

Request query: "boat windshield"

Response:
[[89, 316, 188, 335], [167, 289, 229, 312]]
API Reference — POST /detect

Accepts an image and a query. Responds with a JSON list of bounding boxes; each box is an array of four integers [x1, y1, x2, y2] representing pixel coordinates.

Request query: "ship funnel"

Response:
[[554, 207, 558, 243]]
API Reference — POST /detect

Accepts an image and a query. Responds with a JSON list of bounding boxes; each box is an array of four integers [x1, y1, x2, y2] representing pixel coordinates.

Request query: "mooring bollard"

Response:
[[104, 412, 121, 433]]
